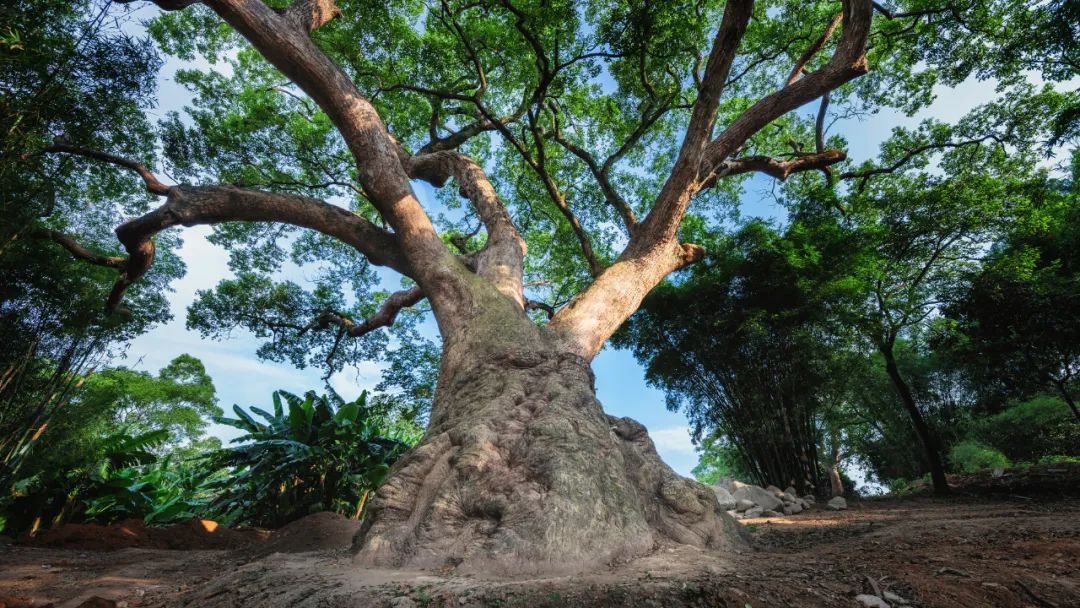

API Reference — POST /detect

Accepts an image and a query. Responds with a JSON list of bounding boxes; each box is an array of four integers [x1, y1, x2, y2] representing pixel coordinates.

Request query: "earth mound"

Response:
[[245, 511, 361, 558]]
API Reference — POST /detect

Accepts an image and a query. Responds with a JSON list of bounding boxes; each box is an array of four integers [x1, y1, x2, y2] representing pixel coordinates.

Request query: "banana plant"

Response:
[[205, 389, 420, 527]]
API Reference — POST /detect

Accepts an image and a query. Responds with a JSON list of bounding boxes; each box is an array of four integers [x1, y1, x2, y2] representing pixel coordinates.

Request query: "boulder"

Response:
[[714, 477, 750, 493], [782, 505, 793, 515], [711, 485, 737, 511], [761, 509, 782, 517], [743, 506, 763, 518], [764, 485, 785, 498], [854, 594, 890, 608], [734, 499, 755, 512], [784, 486, 798, 496], [732, 485, 783, 512], [788, 502, 803, 514], [827, 496, 848, 510], [882, 591, 910, 605], [802, 494, 816, 504]]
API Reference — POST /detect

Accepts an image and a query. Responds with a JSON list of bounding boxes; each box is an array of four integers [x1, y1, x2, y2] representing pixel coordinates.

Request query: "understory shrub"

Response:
[[949, 440, 1011, 473], [968, 395, 1079, 463]]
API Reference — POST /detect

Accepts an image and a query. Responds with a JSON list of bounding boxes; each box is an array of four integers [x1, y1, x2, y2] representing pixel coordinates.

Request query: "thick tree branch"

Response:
[[42, 143, 171, 195], [706, 149, 847, 184], [105, 185, 406, 314], [29, 229, 127, 269], [202, 0, 460, 309], [697, 0, 872, 184], [554, 0, 872, 361], [647, 0, 753, 217], [407, 151, 526, 307], [280, 0, 340, 32]]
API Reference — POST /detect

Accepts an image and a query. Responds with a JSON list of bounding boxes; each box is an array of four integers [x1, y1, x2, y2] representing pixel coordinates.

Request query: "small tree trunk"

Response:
[[880, 344, 949, 496], [1051, 379, 1080, 423], [353, 321, 740, 572], [828, 429, 844, 497]]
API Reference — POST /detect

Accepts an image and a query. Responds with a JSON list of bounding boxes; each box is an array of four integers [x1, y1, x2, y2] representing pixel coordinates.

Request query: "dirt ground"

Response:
[[1, 495, 1077, 608]]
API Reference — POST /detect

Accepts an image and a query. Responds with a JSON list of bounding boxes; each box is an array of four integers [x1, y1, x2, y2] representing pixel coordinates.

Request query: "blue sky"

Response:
[[115, 4, 1042, 478]]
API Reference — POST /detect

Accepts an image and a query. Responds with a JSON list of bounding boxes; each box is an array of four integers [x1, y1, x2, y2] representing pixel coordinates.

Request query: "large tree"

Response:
[[19, 0, 1075, 570]]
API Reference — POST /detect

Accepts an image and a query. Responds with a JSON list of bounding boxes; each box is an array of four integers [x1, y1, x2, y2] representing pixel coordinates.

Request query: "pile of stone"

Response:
[[710, 478, 821, 519]]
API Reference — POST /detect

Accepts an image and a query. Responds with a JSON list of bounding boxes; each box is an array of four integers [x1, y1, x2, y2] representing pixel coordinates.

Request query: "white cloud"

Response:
[[648, 426, 696, 454]]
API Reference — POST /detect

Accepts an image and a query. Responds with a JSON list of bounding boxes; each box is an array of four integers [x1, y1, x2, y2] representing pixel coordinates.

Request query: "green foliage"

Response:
[[9, 356, 221, 489], [205, 388, 421, 527], [81, 455, 225, 526], [949, 441, 1010, 474], [690, 437, 753, 486], [967, 395, 1080, 464], [1, 0, 182, 496], [1, 426, 173, 532]]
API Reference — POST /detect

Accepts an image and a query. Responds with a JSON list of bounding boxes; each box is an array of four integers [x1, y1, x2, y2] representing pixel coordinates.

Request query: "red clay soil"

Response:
[[17, 518, 266, 551], [1, 498, 1078, 607]]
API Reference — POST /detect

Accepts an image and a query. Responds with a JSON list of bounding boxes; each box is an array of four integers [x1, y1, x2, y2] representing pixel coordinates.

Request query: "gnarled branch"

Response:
[[105, 185, 406, 313], [311, 286, 425, 338], [708, 149, 847, 184]]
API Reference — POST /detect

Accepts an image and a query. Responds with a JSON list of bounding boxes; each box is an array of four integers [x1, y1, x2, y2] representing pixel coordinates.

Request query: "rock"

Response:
[[711, 485, 737, 510], [75, 599, 119, 608], [389, 597, 417, 608], [764, 485, 785, 497], [732, 485, 783, 511], [854, 594, 891, 608], [782, 491, 798, 503], [788, 502, 803, 514], [734, 499, 755, 512], [784, 486, 798, 496], [762, 509, 782, 517], [782, 505, 793, 515], [743, 506, 763, 518], [882, 591, 910, 605], [827, 496, 847, 510], [803, 494, 816, 504]]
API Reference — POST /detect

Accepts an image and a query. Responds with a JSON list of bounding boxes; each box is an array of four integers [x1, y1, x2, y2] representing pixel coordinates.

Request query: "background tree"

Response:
[[616, 219, 859, 495], [0, 0, 183, 493], [941, 160, 1080, 421], [17, 0, 1078, 569]]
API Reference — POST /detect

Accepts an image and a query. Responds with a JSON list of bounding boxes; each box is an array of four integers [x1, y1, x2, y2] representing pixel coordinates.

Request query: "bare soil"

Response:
[[1, 496, 1077, 608]]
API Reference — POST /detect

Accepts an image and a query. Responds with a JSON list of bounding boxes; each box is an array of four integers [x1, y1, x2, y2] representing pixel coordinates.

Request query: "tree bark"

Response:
[[879, 343, 949, 496], [353, 313, 741, 571]]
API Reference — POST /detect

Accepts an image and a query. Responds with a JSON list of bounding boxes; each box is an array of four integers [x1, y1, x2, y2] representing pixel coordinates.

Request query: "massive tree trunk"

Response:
[[353, 310, 741, 571], [880, 343, 949, 496]]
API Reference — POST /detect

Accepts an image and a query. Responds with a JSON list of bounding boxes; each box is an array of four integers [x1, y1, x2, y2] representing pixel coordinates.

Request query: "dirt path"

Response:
[[2, 496, 1077, 607]]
